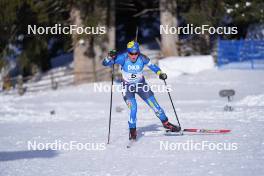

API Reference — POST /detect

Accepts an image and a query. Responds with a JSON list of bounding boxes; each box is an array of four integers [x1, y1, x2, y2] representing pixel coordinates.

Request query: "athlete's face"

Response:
[[128, 52, 139, 62]]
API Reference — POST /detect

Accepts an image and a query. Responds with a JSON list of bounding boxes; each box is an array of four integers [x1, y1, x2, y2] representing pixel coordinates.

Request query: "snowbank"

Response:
[[158, 55, 215, 78], [236, 94, 264, 106]]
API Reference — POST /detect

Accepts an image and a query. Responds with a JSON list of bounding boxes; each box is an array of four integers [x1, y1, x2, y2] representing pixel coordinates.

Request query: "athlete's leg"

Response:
[[122, 83, 137, 129], [125, 98, 137, 128], [137, 81, 181, 132], [136, 81, 168, 122], [143, 95, 168, 122], [144, 95, 181, 131]]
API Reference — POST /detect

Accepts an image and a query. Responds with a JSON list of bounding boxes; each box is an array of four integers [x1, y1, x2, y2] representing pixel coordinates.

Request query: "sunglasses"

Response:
[[128, 52, 139, 56]]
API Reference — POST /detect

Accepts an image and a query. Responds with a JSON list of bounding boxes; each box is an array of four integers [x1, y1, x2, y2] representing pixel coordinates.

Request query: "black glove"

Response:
[[159, 72, 167, 80], [108, 49, 117, 59]]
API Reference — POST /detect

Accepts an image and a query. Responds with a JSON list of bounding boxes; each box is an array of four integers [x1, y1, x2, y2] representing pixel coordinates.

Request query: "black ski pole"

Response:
[[163, 80, 181, 128], [107, 65, 114, 144]]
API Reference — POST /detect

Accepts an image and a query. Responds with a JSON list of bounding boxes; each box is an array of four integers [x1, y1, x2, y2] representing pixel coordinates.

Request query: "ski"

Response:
[[143, 128, 231, 137], [143, 130, 183, 137], [183, 128, 231, 134], [126, 139, 136, 148]]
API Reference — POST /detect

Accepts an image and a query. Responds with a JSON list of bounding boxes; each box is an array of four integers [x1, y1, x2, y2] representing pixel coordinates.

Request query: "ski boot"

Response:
[[129, 128, 137, 140], [162, 120, 181, 132]]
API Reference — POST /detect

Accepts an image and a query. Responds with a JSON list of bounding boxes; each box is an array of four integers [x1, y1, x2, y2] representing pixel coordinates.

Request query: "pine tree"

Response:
[[223, 0, 264, 38], [0, 0, 114, 82], [69, 0, 113, 84], [178, 0, 225, 54], [0, 0, 71, 75], [160, 0, 179, 56]]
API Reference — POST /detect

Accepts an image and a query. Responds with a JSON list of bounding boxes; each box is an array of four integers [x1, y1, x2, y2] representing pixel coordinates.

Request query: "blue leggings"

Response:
[[122, 81, 168, 128]]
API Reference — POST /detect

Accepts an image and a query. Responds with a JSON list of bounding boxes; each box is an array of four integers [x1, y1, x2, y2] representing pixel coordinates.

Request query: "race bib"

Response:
[[122, 70, 143, 83]]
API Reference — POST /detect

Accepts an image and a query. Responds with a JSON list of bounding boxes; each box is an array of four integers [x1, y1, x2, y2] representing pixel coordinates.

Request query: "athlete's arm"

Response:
[[102, 53, 125, 67], [142, 55, 162, 75], [142, 54, 167, 80], [102, 56, 114, 66]]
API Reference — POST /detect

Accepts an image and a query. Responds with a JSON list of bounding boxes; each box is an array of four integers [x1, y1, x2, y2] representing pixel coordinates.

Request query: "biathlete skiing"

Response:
[[102, 41, 181, 141]]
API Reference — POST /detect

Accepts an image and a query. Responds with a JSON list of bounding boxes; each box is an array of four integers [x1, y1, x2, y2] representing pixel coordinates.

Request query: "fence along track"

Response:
[[1, 67, 111, 95], [1, 49, 161, 95]]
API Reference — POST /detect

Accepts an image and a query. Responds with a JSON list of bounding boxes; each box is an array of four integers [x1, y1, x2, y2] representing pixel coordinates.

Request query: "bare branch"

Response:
[[133, 8, 159, 17]]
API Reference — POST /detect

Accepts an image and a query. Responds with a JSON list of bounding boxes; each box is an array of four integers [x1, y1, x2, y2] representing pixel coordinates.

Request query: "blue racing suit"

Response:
[[102, 52, 168, 128]]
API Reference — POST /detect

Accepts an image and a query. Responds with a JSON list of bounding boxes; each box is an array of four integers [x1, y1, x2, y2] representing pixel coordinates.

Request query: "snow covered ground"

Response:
[[159, 55, 215, 77], [0, 64, 264, 175]]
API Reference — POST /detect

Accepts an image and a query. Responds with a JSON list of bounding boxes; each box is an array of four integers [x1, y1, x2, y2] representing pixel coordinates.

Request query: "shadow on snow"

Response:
[[0, 149, 59, 162]]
